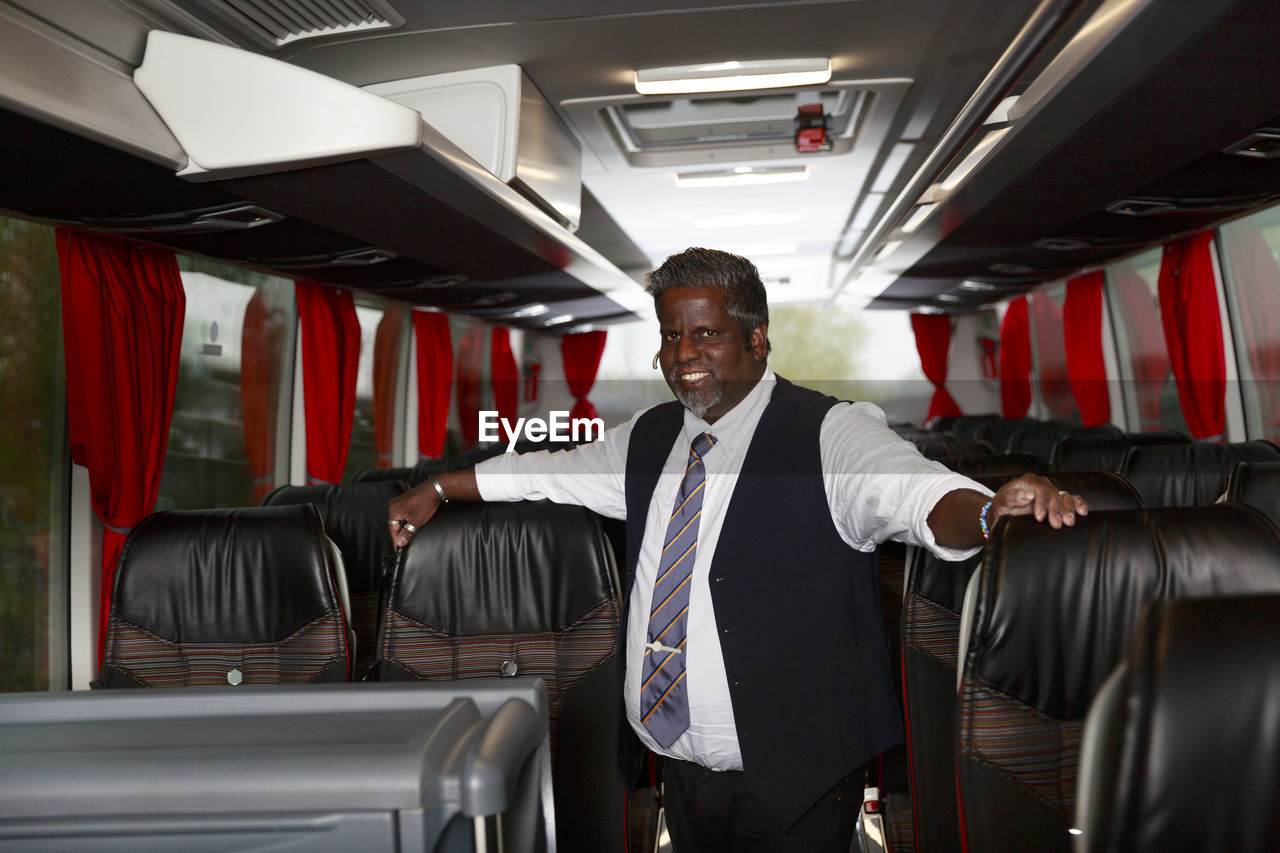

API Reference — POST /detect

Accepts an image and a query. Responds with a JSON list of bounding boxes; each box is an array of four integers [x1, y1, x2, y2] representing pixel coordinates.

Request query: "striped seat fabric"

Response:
[[262, 480, 409, 679], [957, 504, 1280, 853], [376, 500, 624, 853], [95, 504, 352, 688]]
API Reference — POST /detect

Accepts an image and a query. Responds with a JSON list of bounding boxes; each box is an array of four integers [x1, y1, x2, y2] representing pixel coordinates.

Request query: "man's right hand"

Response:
[[386, 469, 480, 549]]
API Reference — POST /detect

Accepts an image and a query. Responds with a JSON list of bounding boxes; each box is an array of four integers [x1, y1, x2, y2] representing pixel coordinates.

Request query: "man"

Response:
[[388, 248, 1085, 851]]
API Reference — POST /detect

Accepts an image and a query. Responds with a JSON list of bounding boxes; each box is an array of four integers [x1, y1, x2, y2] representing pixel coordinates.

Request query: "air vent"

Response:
[[185, 0, 405, 49], [72, 202, 283, 234], [1106, 193, 1280, 216], [1221, 128, 1280, 160]]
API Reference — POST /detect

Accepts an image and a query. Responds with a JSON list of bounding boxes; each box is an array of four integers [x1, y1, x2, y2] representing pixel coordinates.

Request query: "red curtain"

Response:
[[1219, 222, 1280, 441], [295, 280, 360, 483], [456, 325, 486, 444], [1110, 264, 1170, 431], [1029, 292, 1077, 418], [412, 311, 453, 459], [1158, 231, 1226, 441], [491, 327, 520, 443], [56, 228, 185, 659], [372, 309, 404, 468], [910, 313, 962, 422], [562, 330, 608, 423], [999, 297, 1032, 418], [1063, 271, 1110, 426]]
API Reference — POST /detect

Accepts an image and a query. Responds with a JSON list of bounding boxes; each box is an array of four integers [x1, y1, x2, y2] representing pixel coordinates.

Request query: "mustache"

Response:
[[666, 365, 715, 382]]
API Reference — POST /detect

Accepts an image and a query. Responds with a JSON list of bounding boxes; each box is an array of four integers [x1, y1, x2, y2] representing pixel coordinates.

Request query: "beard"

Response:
[[667, 368, 724, 419]]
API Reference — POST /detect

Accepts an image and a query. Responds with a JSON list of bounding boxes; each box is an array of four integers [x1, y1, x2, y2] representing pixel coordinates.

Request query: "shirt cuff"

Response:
[[913, 473, 993, 562]]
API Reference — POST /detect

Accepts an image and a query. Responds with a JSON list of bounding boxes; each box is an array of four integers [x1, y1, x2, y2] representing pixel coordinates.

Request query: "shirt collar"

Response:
[[682, 367, 776, 456]]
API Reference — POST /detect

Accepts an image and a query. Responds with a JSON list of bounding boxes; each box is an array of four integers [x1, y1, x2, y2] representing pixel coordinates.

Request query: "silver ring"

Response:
[[1058, 490, 1069, 496], [388, 519, 404, 527], [402, 522, 418, 534]]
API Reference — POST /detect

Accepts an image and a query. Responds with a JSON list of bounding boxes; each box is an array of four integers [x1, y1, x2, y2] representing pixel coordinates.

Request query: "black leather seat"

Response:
[[1076, 594, 1280, 852], [1053, 428, 1185, 472], [1119, 439, 1280, 506], [899, 463, 1136, 853], [1050, 425, 1128, 471], [948, 414, 1002, 442], [955, 504, 1280, 852], [1007, 422, 1071, 461], [1223, 459, 1280, 525], [95, 504, 353, 687], [972, 417, 1040, 453], [375, 500, 624, 853], [262, 480, 408, 679], [919, 439, 995, 460]]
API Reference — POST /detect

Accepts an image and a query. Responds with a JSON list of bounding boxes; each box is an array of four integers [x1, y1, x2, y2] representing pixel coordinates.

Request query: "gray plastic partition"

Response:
[[0, 680, 552, 853]]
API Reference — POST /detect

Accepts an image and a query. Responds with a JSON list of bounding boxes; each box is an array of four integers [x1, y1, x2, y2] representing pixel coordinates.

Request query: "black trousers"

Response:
[[663, 759, 864, 853]]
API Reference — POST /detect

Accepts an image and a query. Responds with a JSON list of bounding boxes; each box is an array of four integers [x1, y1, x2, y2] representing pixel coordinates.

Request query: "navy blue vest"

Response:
[[621, 377, 902, 827]]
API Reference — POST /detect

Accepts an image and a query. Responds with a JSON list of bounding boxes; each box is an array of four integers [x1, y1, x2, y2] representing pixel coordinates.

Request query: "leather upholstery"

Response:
[[262, 480, 407, 678], [900, 462, 1136, 853], [376, 500, 624, 853], [1119, 439, 1280, 506], [1007, 423, 1071, 461], [957, 504, 1280, 852], [95, 504, 351, 687], [1224, 459, 1280, 525], [919, 439, 995, 460], [1050, 425, 1128, 471], [1077, 594, 1280, 852], [948, 415, 1002, 442], [972, 417, 1039, 453]]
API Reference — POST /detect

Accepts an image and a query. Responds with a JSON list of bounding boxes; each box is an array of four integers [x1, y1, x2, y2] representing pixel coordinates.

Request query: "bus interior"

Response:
[[4, 0, 1280, 850]]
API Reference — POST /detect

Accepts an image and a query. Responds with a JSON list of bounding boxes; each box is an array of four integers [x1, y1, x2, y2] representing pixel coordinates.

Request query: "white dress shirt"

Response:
[[476, 369, 989, 769]]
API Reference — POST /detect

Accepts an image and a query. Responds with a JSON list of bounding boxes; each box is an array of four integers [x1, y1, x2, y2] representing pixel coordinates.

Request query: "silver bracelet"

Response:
[[428, 475, 449, 503]]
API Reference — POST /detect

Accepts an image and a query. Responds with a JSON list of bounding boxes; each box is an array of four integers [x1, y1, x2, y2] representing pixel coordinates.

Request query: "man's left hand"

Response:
[[990, 473, 1088, 529]]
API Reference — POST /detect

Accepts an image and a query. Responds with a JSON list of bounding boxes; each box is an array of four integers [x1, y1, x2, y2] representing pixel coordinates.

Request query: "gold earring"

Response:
[[652, 352, 660, 370]]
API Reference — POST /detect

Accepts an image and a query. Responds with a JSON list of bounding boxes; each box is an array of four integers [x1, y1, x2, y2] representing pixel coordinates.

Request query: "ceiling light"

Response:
[[509, 303, 550, 318], [675, 166, 809, 188], [723, 242, 797, 257], [693, 210, 804, 229], [634, 58, 831, 96], [543, 314, 575, 326]]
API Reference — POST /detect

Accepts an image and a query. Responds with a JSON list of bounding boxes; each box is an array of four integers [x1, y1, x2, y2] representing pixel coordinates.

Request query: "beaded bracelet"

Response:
[[979, 500, 994, 541]]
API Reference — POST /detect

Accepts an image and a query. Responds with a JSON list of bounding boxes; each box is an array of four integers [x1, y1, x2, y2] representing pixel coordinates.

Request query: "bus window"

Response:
[[1028, 285, 1081, 425], [157, 263, 296, 510], [1218, 205, 1280, 444], [1105, 248, 1191, 437], [342, 297, 397, 481], [0, 216, 69, 692]]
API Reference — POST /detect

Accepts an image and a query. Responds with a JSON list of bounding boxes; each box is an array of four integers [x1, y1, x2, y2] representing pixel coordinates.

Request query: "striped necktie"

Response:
[[641, 431, 717, 748]]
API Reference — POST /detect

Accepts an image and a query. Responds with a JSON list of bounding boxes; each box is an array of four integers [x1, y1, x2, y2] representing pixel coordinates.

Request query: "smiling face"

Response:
[[657, 285, 769, 423]]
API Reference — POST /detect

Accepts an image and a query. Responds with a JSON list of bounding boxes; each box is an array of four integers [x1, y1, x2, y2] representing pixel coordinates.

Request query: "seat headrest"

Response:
[[1052, 426, 1128, 472], [1120, 440, 1280, 506], [1047, 470, 1143, 511], [1224, 459, 1280, 526], [971, 504, 1280, 719], [113, 504, 339, 643], [388, 501, 619, 634], [919, 440, 994, 460], [263, 480, 407, 592], [1081, 595, 1280, 851], [943, 452, 1050, 489]]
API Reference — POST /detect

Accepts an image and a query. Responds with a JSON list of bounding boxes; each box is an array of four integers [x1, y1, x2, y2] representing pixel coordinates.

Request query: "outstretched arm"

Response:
[[927, 473, 1088, 550], [386, 469, 480, 549]]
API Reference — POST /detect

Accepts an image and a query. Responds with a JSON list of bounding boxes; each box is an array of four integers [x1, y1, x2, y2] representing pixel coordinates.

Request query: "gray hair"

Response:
[[644, 248, 770, 349]]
